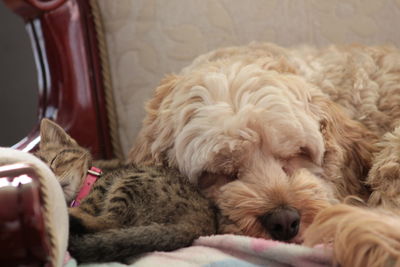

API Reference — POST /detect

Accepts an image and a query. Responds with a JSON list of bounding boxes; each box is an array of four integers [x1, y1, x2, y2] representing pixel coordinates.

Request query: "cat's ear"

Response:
[[40, 119, 78, 146]]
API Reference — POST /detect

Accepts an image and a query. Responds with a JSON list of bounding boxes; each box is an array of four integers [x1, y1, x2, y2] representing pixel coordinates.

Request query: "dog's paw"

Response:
[[304, 204, 400, 267], [368, 191, 400, 210]]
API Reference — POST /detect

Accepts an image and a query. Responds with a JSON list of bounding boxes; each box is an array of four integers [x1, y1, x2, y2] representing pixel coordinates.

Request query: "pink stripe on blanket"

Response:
[[63, 251, 72, 265], [250, 238, 279, 252]]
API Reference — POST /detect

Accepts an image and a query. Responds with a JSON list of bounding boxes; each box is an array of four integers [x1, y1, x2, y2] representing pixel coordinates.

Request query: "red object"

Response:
[[70, 166, 102, 207], [0, 1, 116, 265], [2, 0, 114, 159], [0, 163, 51, 267]]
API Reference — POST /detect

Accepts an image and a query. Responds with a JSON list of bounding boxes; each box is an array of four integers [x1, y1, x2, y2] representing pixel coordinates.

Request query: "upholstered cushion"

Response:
[[96, 0, 400, 156]]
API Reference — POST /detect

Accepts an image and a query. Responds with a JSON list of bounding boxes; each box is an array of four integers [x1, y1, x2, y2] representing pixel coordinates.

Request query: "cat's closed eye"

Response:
[[60, 182, 70, 189]]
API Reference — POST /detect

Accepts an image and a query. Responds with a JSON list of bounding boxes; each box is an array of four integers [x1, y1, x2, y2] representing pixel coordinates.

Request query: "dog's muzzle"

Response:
[[259, 206, 300, 241]]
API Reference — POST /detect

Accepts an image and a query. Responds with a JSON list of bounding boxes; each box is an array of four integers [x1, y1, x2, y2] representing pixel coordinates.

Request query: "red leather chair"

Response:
[[0, 1, 119, 266], [3, 0, 121, 159]]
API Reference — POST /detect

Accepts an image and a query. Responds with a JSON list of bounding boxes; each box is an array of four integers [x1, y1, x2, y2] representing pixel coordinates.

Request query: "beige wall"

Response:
[[97, 0, 400, 155]]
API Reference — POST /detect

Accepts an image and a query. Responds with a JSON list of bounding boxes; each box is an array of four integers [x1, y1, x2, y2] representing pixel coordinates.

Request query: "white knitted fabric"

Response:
[[0, 147, 68, 267]]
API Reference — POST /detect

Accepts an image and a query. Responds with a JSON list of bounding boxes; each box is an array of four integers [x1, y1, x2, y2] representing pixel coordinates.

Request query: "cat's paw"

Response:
[[69, 215, 89, 235]]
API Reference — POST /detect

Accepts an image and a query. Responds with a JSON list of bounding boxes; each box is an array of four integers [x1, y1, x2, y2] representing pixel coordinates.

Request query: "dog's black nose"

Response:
[[260, 207, 300, 241]]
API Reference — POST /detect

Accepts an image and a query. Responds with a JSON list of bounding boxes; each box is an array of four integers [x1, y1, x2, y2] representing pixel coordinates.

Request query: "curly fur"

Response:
[[129, 42, 400, 266], [304, 204, 400, 267]]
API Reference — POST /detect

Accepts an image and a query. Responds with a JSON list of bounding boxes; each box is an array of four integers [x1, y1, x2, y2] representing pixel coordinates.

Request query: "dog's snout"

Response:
[[260, 207, 300, 241]]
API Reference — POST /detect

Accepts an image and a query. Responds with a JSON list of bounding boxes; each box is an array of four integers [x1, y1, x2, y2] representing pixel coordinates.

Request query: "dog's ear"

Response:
[[312, 96, 378, 197], [128, 75, 181, 165]]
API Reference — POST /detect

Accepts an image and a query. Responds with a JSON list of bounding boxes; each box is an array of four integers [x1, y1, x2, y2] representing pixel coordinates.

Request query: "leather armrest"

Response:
[[2, 0, 114, 159]]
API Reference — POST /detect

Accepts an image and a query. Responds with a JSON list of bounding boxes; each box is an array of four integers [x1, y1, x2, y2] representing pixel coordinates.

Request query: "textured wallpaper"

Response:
[[97, 0, 400, 155]]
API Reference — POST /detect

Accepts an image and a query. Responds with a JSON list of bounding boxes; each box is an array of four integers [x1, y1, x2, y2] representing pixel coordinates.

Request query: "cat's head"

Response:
[[36, 119, 92, 203]]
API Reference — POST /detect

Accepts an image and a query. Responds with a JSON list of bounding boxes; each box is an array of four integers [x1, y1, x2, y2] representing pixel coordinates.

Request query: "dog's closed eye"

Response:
[[281, 146, 317, 175], [228, 172, 239, 181]]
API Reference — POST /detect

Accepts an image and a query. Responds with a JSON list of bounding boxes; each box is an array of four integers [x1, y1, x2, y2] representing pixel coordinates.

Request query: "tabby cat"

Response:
[[35, 119, 217, 263]]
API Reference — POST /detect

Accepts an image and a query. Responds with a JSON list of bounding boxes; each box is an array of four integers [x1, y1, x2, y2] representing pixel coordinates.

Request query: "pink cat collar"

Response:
[[70, 167, 102, 207]]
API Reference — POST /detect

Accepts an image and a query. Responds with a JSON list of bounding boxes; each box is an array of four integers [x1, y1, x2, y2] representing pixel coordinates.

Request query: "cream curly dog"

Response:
[[129, 43, 400, 266]]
